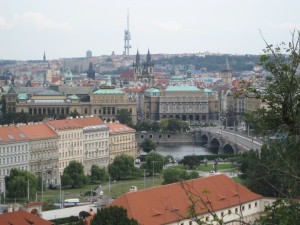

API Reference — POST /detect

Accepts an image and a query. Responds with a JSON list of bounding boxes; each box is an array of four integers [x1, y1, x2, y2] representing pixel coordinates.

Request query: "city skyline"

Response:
[[1, 0, 300, 60]]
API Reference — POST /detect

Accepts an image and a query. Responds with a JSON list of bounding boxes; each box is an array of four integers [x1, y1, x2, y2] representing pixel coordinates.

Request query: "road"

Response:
[[199, 127, 263, 150]]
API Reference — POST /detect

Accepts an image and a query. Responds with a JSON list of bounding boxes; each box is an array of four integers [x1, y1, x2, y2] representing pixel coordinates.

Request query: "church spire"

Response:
[[43, 51, 46, 62], [146, 49, 151, 63], [136, 49, 140, 65], [225, 57, 231, 70]]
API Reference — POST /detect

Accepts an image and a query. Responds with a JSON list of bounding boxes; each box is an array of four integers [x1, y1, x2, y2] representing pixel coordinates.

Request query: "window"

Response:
[[248, 204, 251, 209], [242, 206, 245, 211], [228, 209, 231, 214], [235, 208, 238, 213], [255, 202, 257, 207], [220, 212, 224, 217]]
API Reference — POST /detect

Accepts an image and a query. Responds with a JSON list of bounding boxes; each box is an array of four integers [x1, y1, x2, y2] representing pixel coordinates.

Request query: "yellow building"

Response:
[[107, 121, 138, 163]]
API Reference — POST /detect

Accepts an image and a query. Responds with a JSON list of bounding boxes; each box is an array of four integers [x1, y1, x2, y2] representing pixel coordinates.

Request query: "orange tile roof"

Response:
[[18, 123, 58, 139], [0, 126, 29, 143], [46, 117, 106, 131], [46, 119, 83, 130], [107, 122, 135, 134], [110, 174, 262, 225], [72, 117, 105, 127], [120, 70, 134, 79], [0, 210, 54, 225]]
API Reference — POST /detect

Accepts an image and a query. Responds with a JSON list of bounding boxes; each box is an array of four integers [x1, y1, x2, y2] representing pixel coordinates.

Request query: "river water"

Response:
[[156, 143, 215, 160]]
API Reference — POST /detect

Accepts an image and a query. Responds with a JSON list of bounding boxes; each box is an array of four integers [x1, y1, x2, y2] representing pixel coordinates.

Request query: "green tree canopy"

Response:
[[139, 138, 157, 153], [108, 155, 135, 180], [143, 151, 165, 176], [162, 167, 199, 185], [5, 168, 39, 199], [62, 161, 88, 188], [116, 109, 132, 125], [91, 206, 139, 225], [237, 137, 300, 198], [259, 199, 300, 225], [90, 165, 108, 182], [243, 31, 300, 136]]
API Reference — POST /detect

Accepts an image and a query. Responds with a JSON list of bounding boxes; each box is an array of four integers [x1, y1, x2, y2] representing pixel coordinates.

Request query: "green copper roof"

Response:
[[69, 94, 79, 100], [145, 88, 160, 93], [93, 88, 125, 94], [166, 86, 201, 92], [171, 76, 184, 81], [18, 93, 27, 100]]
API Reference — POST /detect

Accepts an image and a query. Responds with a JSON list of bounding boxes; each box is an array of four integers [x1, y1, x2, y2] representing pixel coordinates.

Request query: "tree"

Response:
[[161, 118, 182, 132], [179, 155, 199, 169], [237, 138, 300, 198], [116, 109, 132, 125], [5, 168, 39, 199], [162, 167, 199, 185], [62, 161, 88, 188], [243, 31, 300, 135], [91, 206, 139, 225], [143, 151, 164, 176], [139, 138, 156, 153], [108, 155, 135, 180], [90, 165, 107, 182], [259, 199, 300, 225]]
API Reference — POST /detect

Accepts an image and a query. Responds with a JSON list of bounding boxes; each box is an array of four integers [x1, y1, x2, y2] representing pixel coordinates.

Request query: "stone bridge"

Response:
[[194, 128, 262, 154]]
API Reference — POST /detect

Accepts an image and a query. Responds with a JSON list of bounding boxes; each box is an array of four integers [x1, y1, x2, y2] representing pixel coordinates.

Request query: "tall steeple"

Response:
[[136, 50, 140, 65], [146, 49, 151, 63], [124, 9, 132, 55], [225, 57, 231, 70], [43, 51, 46, 62]]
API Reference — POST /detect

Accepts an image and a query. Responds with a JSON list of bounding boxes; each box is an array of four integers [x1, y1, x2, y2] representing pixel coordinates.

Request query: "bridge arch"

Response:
[[223, 144, 235, 154], [200, 134, 208, 146], [209, 138, 221, 154]]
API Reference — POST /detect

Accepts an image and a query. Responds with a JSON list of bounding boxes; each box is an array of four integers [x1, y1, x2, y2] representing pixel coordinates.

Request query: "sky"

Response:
[[1, 0, 300, 60]]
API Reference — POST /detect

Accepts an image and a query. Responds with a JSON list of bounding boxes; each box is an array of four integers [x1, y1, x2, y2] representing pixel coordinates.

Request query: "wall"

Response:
[[41, 204, 97, 220]]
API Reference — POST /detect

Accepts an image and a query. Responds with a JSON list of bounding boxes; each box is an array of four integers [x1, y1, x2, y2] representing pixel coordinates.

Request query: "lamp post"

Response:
[[152, 161, 158, 187]]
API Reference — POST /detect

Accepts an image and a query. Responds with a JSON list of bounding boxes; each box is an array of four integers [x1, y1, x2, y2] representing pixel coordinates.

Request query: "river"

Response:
[[156, 143, 215, 160]]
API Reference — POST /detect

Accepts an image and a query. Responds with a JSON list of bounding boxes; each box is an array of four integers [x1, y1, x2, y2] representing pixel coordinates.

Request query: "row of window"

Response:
[[59, 141, 83, 149], [84, 132, 109, 140], [0, 144, 28, 154], [60, 132, 82, 140], [111, 143, 136, 150], [84, 141, 108, 149], [161, 97, 207, 102], [0, 155, 28, 165], [112, 135, 135, 142]]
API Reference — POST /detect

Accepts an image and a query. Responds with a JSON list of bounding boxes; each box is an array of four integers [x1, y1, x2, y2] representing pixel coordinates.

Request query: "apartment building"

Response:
[[18, 123, 59, 186], [107, 122, 138, 163], [72, 117, 109, 175], [0, 126, 30, 193]]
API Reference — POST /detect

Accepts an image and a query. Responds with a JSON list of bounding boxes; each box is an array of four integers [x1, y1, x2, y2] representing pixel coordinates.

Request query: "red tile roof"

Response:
[[72, 117, 105, 127], [110, 174, 262, 225], [0, 210, 54, 225], [120, 70, 134, 79], [107, 122, 135, 134], [46, 117, 105, 130], [0, 126, 29, 143], [18, 123, 58, 139], [46, 119, 82, 130]]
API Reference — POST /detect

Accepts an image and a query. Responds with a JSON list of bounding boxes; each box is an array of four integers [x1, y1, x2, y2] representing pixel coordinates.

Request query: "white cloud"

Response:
[[0, 17, 12, 29], [12, 12, 72, 31], [156, 20, 184, 32], [270, 22, 300, 30]]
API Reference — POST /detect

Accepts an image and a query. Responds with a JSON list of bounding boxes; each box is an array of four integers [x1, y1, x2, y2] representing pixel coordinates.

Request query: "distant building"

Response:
[[86, 62, 95, 80], [133, 50, 155, 87], [86, 50, 92, 58], [221, 58, 233, 85], [144, 86, 219, 122]]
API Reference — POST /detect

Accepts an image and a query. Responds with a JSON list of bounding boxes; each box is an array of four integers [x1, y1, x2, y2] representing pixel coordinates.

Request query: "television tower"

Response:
[[124, 10, 131, 55]]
